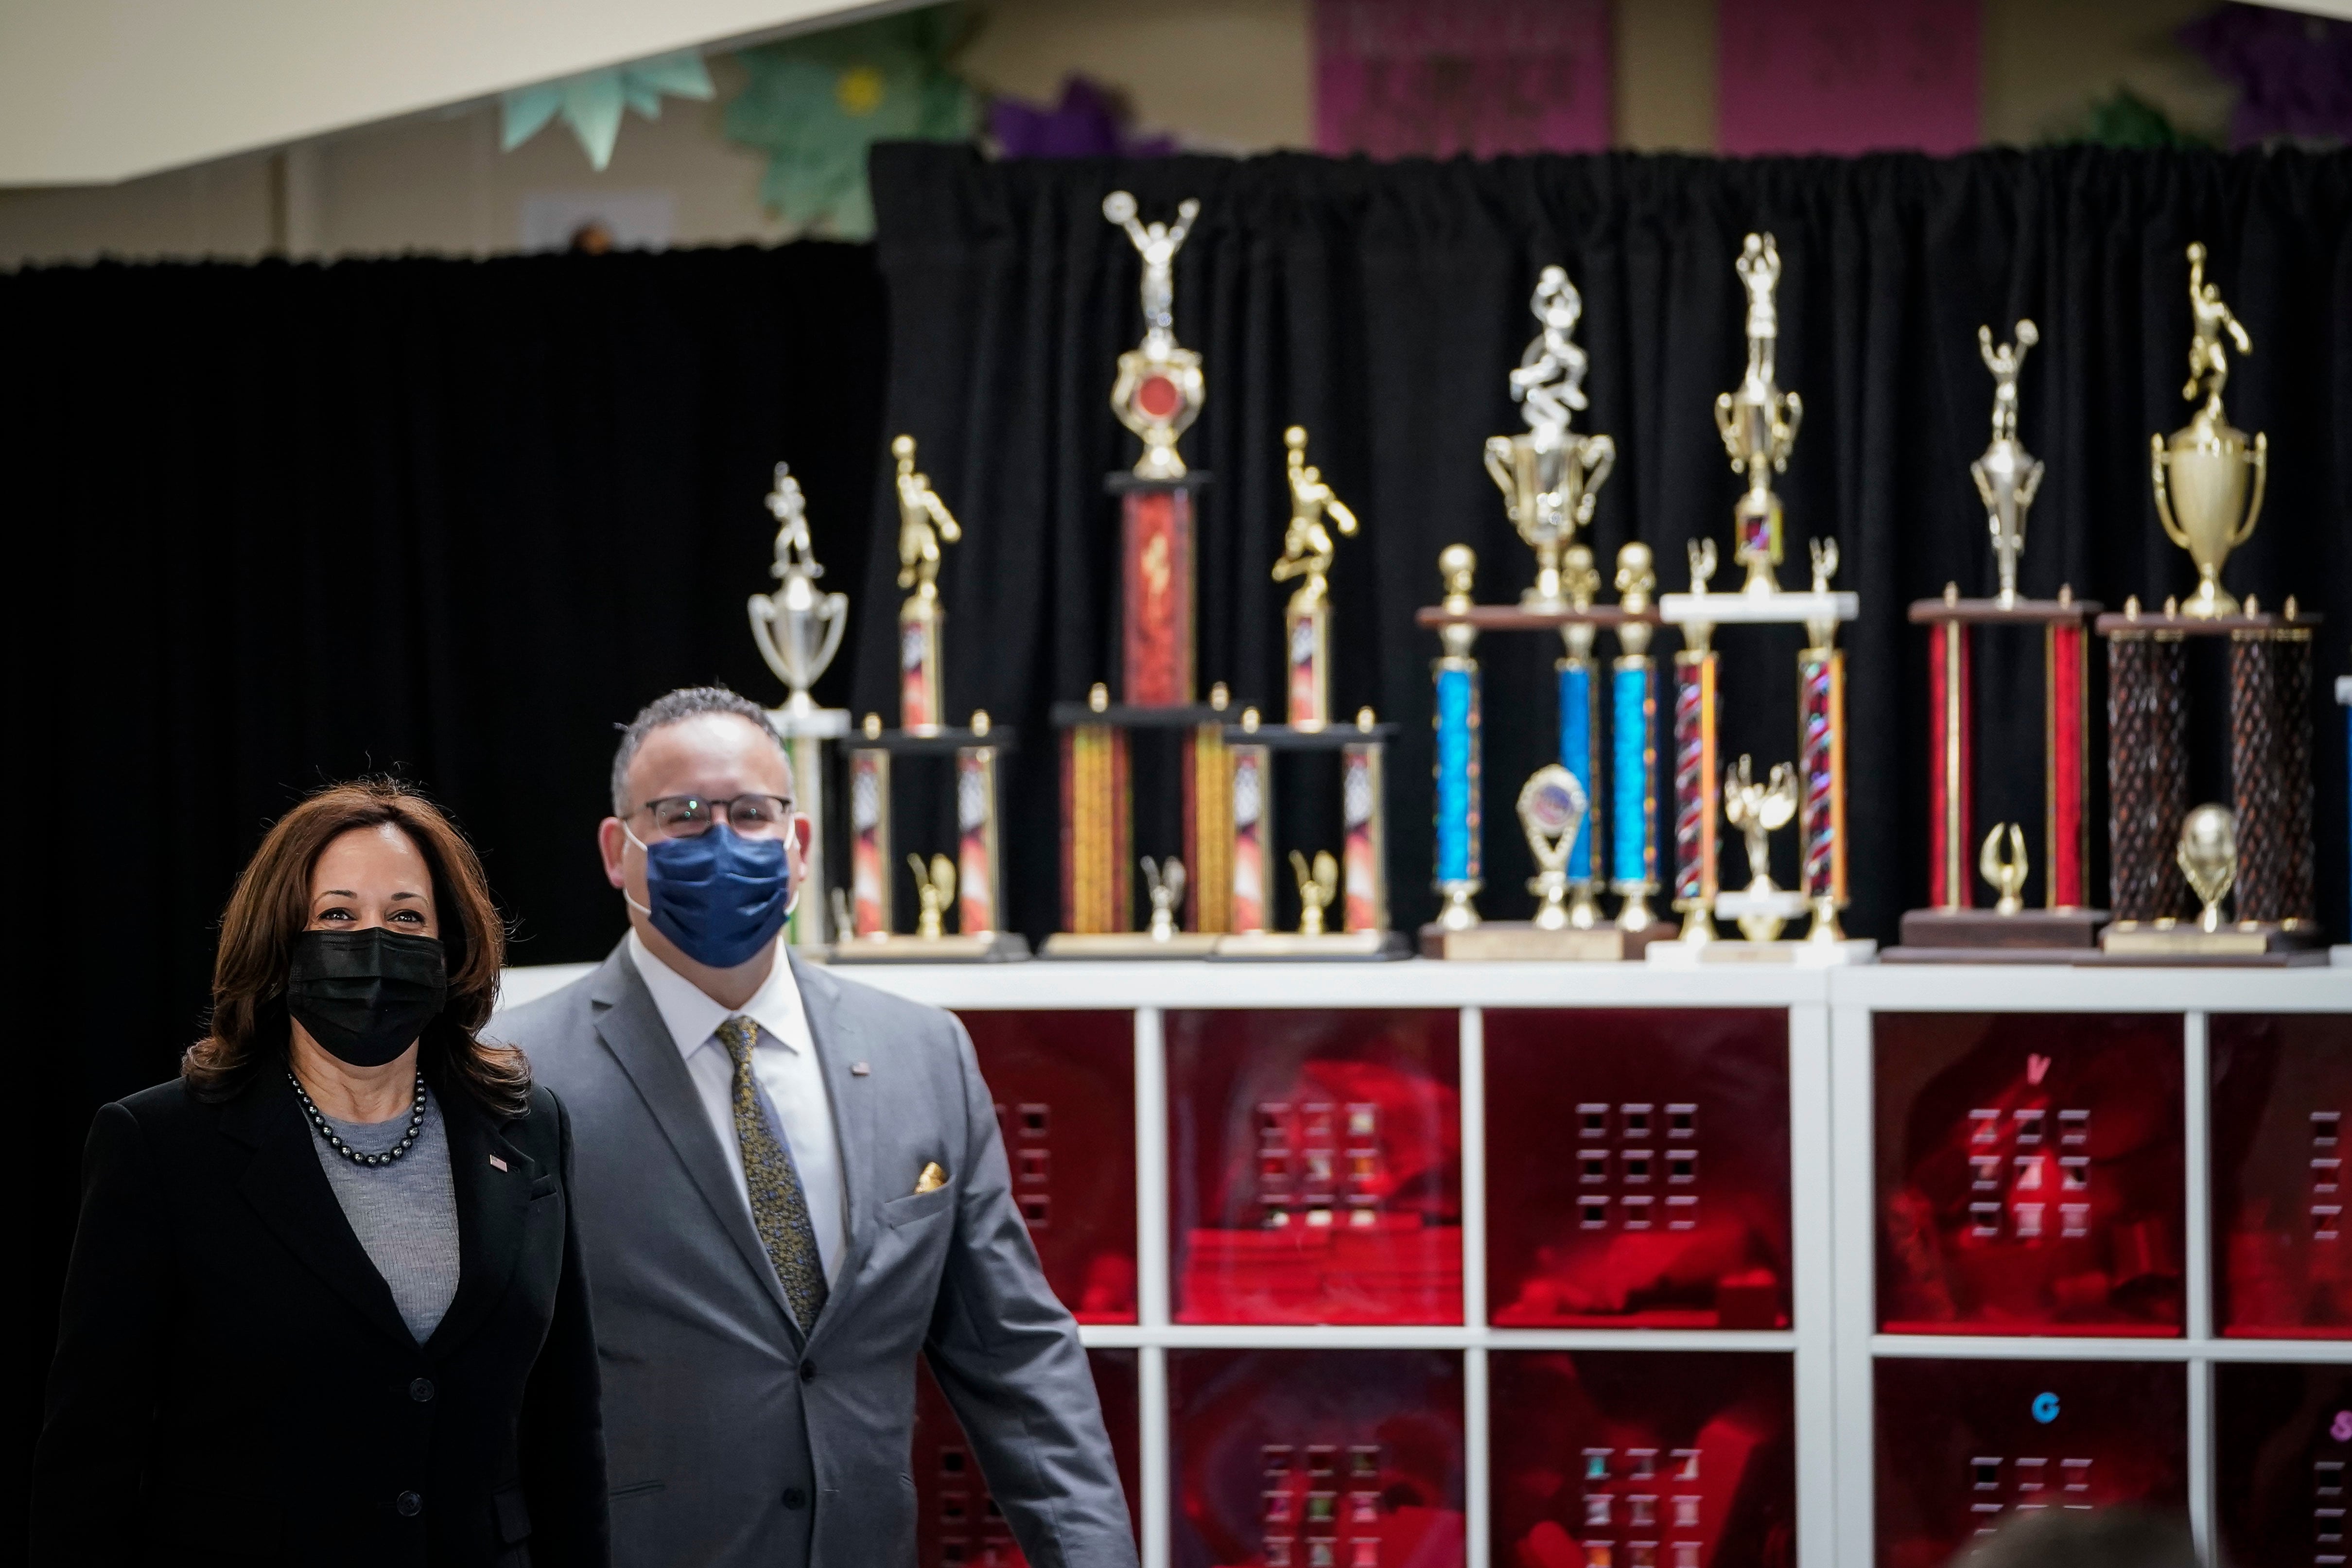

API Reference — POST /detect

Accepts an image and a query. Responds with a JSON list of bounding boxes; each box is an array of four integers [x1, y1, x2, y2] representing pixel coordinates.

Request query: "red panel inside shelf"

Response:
[[1170, 1347, 1464, 1568], [1167, 1010, 1461, 1325], [1490, 1350, 1795, 1568], [2214, 1360, 2352, 1568], [958, 1009, 1138, 1324], [2211, 1013, 2352, 1337], [1874, 1012, 2184, 1335], [912, 1348, 1140, 1568], [1875, 1357, 2186, 1568], [1485, 1010, 1790, 1330]]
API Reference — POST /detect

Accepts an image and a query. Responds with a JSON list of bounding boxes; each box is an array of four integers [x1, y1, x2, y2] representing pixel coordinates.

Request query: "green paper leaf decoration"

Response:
[[500, 49, 716, 171], [724, 6, 980, 240]]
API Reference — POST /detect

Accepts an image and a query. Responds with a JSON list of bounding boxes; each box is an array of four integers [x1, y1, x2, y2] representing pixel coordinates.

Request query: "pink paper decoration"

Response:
[[1315, 0, 1611, 158], [1717, 0, 1980, 156]]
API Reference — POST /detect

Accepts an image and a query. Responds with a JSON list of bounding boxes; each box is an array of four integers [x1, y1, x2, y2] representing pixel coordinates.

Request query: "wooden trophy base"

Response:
[[1214, 930, 1412, 961], [828, 932, 1031, 964], [1041, 931, 1221, 959], [1886, 906, 2108, 963], [1419, 922, 1670, 961], [2088, 919, 2330, 967]]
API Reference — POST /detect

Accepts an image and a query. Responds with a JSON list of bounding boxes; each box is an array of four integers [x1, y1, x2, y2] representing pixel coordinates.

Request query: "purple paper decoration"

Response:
[[2180, 3, 2352, 149], [1314, 0, 1611, 158], [1717, 0, 1979, 156], [991, 76, 1177, 160]]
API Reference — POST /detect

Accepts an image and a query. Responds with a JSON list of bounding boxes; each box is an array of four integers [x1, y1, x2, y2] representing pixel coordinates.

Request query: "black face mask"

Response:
[[286, 928, 449, 1068]]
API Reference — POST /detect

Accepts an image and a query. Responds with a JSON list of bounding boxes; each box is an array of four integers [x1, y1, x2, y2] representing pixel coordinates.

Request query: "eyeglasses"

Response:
[[636, 794, 796, 839]]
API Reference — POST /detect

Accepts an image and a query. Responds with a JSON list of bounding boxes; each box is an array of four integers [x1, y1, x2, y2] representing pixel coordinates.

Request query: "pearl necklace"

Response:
[[289, 1069, 428, 1167]]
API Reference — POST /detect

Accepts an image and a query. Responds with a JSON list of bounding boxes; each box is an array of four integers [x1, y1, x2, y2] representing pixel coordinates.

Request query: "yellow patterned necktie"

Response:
[[716, 1016, 828, 1329]]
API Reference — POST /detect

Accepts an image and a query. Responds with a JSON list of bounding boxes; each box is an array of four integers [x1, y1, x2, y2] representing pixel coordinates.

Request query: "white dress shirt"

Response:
[[626, 929, 846, 1285]]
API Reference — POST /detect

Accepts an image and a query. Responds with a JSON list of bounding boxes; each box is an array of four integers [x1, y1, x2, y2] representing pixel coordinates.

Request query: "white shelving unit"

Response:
[[495, 958, 2352, 1566]]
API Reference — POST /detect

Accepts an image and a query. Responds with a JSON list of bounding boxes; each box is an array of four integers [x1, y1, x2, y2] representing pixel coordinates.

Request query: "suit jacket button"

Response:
[[800, 1361, 817, 1383], [782, 1487, 808, 1510], [396, 1491, 423, 1517], [409, 1378, 436, 1403]]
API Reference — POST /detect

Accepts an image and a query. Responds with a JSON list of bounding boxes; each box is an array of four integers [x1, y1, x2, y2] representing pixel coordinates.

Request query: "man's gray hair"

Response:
[[610, 686, 791, 818]]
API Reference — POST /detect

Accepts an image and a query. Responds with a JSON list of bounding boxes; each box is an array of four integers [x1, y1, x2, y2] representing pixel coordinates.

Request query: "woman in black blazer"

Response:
[[32, 781, 608, 1567]]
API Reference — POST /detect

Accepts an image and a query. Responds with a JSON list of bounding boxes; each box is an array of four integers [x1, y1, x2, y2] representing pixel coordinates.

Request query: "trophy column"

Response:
[[1928, 615, 1971, 910], [848, 736, 892, 938], [1228, 723, 1273, 935], [1342, 726, 1389, 932], [1670, 567, 1720, 941], [2230, 618, 2316, 926], [1060, 690, 1132, 936], [1797, 584, 1849, 942], [2104, 611, 2192, 925], [1556, 554, 1607, 928], [1610, 544, 1661, 932], [1429, 546, 1483, 936], [2046, 614, 2091, 907], [956, 715, 1005, 936]]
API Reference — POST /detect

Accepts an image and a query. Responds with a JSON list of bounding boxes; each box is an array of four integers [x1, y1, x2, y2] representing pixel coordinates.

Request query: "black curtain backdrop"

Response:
[[3, 244, 886, 1520], [861, 143, 2351, 952]]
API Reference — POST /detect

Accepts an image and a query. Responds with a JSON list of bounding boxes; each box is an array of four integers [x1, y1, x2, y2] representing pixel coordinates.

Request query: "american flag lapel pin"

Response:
[[489, 1154, 508, 1172], [850, 1062, 871, 1077]]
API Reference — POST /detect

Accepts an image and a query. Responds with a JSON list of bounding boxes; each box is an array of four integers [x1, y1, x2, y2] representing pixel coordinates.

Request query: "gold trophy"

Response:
[[893, 436, 961, 734], [836, 442, 1028, 964], [1714, 234, 1803, 596], [1715, 755, 1804, 943], [1274, 425, 1359, 731], [2102, 804, 2272, 957], [1980, 824, 2029, 917], [1289, 851, 1339, 938], [2150, 244, 2266, 619], [908, 854, 956, 940], [1105, 193, 1205, 480], [1483, 267, 1616, 607]]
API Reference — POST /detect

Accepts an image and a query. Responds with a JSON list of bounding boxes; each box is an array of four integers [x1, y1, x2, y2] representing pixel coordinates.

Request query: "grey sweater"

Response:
[[312, 1090, 462, 1343]]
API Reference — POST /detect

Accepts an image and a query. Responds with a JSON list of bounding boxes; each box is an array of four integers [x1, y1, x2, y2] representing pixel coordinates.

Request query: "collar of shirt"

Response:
[[626, 927, 814, 1065]]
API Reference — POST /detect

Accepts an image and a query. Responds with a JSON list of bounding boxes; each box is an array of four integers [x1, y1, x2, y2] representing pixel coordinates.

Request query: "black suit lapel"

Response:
[[221, 1073, 418, 1353], [796, 954, 876, 1351], [425, 1089, 535, 1358]]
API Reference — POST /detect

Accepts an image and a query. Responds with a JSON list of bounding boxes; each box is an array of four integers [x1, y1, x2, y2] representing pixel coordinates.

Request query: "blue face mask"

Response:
[[630, 823, 792, 969]]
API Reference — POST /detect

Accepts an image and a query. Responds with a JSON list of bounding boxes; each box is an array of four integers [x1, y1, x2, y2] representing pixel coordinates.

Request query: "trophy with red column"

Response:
[[1046, 192, 1233, 956], [746, 462, 851, 947], [1890, 321, 2106, 959], [833, 437, 1027, 962]]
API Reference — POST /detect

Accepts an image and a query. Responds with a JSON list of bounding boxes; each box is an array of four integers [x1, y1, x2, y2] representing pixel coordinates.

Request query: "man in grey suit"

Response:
[[498, 687, 1134, 1568]]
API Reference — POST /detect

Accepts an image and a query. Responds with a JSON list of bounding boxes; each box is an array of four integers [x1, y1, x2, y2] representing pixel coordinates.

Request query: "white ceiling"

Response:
[[0, 0, 893, 186]]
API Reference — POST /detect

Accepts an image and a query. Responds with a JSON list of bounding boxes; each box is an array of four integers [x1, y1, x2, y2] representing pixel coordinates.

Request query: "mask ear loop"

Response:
[[619, 819, 801, 921]]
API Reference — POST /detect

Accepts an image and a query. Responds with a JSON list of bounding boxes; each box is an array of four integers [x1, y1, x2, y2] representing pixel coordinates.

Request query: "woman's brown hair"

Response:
[[184, 779, 530, 1116]]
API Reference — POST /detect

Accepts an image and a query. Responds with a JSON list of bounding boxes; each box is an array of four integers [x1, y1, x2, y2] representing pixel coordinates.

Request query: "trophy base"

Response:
[[1887, 906, 2108, 960], [1646, 938, 1879, 968], [1041, 931, 1223, 959], [2089, 920, 2330, 965], [1213, 930, 1411, 961], [1418, 923, 1671, 961], [827, 932, 1032, 964]]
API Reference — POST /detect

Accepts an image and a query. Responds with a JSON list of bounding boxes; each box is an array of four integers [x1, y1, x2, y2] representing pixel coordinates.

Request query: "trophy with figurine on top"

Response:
[[1651, 232, 1873, 966], [1887, 320, 2107, 960], [1045, 192, 1236, 957], [1417, 264, 1671, 959], [1215, 425, 1406, 959], [746, 461, 851, 947], [831, 436, 1027, 962], [2094, 243, 2324, 963]]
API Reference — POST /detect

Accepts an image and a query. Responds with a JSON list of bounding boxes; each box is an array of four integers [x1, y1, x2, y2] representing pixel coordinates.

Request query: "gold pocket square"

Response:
[[913, 1162, 947, 1195]]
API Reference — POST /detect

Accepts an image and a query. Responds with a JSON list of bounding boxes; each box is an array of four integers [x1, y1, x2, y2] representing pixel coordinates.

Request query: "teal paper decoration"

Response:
[[724, 7, 979, 240], [500, 49, 716, 172]]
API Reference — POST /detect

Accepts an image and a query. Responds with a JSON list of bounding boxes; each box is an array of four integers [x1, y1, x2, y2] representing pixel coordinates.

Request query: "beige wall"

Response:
[[0, 0, 2238, 270], [1982, 0, 2232, 145]]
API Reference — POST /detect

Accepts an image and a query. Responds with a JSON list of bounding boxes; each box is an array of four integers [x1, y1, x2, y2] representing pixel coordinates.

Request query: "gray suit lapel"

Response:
[[587, 944, 801, 1342], [793, 952, 879, 1348]]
